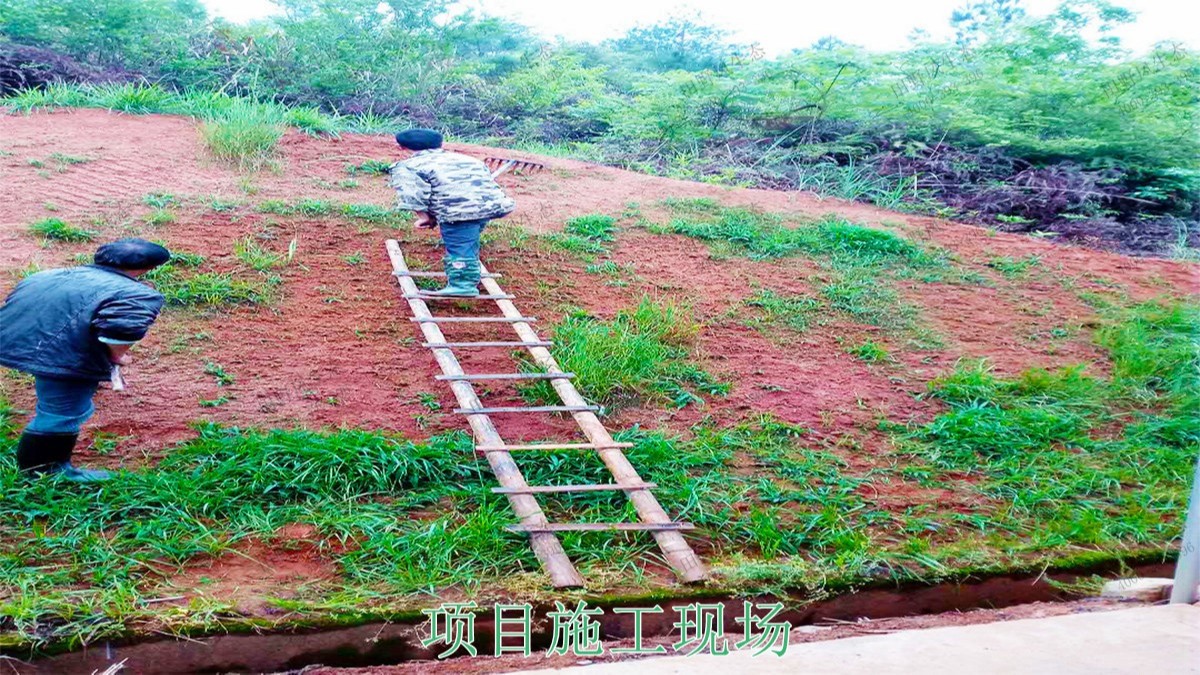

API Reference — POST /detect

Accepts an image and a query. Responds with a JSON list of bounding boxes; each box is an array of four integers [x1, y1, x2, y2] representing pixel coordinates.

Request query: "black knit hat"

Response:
[[395, 128, 443, 150], [94, 238, 171, 271]]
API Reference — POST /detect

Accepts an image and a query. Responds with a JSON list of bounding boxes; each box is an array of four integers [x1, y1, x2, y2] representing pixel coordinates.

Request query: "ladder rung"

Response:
[[455, 405, 601, 415], [412, 317, 536, 323], [507, 522, 695, 533], [424, 341, 552, 348], [438, 372, 574, 381], [494, 482, 656, 495], [404, 293, 514, 300], [395, 271, 501, 278], [475, 442, 633, 452]]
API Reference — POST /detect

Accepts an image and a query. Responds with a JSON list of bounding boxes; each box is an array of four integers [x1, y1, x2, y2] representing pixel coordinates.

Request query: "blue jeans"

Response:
[[440, 219, 488, 259], [26, 376, 98, 434]]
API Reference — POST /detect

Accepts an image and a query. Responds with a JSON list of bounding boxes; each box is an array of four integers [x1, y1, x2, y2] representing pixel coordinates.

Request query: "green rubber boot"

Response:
[[429, 257, 481, 297]]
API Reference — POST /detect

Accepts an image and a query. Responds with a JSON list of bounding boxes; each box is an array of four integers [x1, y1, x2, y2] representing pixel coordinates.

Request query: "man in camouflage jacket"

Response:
[[388, 129, 515, 296]]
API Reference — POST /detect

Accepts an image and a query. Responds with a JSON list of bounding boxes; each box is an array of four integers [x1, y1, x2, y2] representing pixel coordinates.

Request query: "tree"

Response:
[[612, 14, 738, 72], [951, 0, 1026, 45], [0, 0, 207, 69]]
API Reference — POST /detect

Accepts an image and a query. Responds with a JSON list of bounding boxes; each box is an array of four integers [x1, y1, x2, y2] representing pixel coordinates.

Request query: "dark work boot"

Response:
[[15, 432, 111, 483]]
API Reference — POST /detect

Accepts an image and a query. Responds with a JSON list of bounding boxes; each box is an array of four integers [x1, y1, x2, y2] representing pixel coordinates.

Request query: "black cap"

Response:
[[94, 238, 172, 270], [395, 128, 443, 150]]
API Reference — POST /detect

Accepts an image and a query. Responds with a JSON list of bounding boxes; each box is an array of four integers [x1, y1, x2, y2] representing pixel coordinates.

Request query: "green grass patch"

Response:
[[345, 159, 393, 176], [283, 106, 341, 137], [142, 209, 175, 227], [847, 339, 890, 363], [142, 192, 178, 209], [233, 236, 294, 271], [661, 199, 930, 265], [199, 101, 284, 170], [657, 201, 942, 345], [896, 298, 1197, 552], [743, 289, 821, 333], [6, 84, 344, 142], [253, 200, 409, 229], [145, 246, 278, 307], [565, 214, 616, 242], [987, 254, 1043, 279], [339, 203, 408, 227], [520, 297, 727, 410], [28, 218, 94, 243], [543, 214, 619, 258]]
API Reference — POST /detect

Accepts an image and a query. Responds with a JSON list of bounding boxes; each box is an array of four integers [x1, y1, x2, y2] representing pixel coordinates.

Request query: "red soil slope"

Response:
[[0, 109, 1196, 466]]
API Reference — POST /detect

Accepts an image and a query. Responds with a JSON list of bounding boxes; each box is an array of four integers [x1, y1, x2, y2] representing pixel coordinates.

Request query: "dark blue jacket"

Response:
[[0, 265, 164, 381]]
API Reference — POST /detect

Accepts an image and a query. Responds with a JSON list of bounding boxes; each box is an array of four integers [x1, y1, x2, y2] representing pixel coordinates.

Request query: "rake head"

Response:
[[484, 156, 547, 178]]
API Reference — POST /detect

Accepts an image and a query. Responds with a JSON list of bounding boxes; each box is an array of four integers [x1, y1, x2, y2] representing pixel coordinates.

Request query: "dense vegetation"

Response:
[[1, 0, 1197, 255]]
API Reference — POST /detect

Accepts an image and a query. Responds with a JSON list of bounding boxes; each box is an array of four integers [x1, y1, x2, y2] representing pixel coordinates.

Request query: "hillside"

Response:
[[0, 109, 1196, 650]]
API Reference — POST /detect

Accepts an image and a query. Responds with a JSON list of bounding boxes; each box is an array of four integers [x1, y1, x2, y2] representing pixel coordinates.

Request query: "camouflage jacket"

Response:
[[388, 149, 515, 224]]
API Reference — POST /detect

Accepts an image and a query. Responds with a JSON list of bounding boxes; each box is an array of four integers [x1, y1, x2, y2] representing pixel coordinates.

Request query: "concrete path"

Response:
[[520, 604, 1200, 674]]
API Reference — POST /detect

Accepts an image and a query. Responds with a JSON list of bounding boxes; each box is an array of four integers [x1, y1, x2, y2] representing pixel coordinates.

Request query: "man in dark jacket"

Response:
[[0, 239, 170, 482]]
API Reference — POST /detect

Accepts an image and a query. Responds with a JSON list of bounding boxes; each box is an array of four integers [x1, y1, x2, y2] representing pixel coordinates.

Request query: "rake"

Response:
[[484, 156, 547, 179]]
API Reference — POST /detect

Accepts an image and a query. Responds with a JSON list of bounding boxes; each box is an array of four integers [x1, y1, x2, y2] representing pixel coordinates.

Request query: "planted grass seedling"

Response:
[[29, 217, 95, 243]]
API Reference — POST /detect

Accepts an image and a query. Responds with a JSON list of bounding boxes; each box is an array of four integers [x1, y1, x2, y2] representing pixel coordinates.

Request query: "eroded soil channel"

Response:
[[12, 561, 1173, 674]]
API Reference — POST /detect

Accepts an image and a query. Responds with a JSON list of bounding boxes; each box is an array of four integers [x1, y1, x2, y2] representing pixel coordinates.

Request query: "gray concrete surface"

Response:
[[520, 604, 1200, 674]]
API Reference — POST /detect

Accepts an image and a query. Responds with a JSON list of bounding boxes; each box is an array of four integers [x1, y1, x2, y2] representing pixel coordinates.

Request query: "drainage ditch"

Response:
[[11, 561, 1172, 674]]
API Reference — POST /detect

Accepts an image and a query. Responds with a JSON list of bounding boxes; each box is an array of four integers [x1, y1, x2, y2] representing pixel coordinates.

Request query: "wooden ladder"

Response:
[[386, 240, 707, 588]]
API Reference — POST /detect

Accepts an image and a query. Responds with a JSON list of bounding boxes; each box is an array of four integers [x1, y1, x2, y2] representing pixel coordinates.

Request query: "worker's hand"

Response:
[[414, 212, 437, 229], [112, 353, 132, 366]]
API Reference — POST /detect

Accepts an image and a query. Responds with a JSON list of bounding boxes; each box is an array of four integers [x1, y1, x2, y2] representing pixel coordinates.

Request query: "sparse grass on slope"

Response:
[[895, 297, 1197, 554], [657, 198, 946, 345]]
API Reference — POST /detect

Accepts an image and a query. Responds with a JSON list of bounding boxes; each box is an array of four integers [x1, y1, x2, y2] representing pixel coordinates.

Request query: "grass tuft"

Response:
[[544, 213, 618, 257], [199, 100, 284, 169], [345, 159, 393, 176], [29, 218, 94, 242]]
